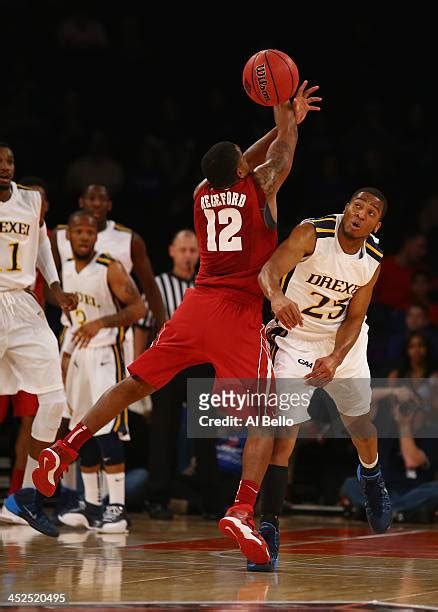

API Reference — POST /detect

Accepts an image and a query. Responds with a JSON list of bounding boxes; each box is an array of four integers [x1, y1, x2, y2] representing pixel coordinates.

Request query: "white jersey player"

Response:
[[244, 188, 392, 571], [51, 184, 165, 366], [0, 143, 78, 537], [59, 210, 145, 532]]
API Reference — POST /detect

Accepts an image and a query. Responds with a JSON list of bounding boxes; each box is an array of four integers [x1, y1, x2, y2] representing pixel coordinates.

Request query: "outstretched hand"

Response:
[[292, 80, 322, 124], [304, 354, 341, 387]]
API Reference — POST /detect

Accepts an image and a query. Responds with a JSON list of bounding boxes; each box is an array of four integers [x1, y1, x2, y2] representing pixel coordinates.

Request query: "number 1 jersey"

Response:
[[194, 176, 277, 299], [0, 182, 41, 291]]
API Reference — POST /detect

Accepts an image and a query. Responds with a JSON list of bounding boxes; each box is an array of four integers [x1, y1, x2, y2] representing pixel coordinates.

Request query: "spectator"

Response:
[[389, 331, 438, 383], [409, 271, 438, 326], [387, 305, 438, 365], [374, 231, 428, 311], [341, 364, 438, 523]]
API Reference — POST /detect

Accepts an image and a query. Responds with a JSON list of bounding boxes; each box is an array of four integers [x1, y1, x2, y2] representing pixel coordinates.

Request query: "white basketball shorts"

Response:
[[0, 290, 64, 395], [65, 342, 128, 438], [272, 325, 371, 425]]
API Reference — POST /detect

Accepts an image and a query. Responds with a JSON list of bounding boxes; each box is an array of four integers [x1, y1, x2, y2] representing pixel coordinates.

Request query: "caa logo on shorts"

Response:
[[298, 358, 313, 368]]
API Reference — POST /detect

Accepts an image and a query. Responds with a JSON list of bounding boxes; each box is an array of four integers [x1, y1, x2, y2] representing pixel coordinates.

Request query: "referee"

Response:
[[136, 230, 217, 519]]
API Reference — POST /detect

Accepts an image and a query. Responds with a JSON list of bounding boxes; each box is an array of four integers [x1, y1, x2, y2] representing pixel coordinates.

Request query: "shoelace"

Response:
[[364, 477, 391, 512], [102, 505, 124, 520], [33, 494, 53, 526]]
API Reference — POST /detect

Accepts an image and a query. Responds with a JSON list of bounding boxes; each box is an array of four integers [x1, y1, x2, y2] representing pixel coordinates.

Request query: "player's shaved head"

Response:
[[68, 209, 97, 227]]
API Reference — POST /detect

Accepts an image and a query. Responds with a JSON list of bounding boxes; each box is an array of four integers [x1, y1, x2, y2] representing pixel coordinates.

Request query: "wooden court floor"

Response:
[[1, 514, 438, 611]]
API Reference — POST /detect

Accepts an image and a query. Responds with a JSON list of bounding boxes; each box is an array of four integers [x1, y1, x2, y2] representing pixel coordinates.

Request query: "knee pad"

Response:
[[80, 437, 101, 467], [96, 432, 125, 466], [31, 389, 68, 442]]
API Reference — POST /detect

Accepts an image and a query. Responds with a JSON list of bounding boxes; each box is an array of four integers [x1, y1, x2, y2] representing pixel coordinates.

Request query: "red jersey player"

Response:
[[32, 82, 321, 555]]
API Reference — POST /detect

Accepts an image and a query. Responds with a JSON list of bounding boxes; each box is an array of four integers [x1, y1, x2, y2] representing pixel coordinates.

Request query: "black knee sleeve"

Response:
[[79, 436, 101, 467], [96, 432, 125, 466]]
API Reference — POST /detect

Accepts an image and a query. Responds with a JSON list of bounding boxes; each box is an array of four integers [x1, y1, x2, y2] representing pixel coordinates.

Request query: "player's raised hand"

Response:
[[270, 293, 303, 330], [292, 80, 322, 125], [72, 319, 104, 349], [304, 354, 340, 387]]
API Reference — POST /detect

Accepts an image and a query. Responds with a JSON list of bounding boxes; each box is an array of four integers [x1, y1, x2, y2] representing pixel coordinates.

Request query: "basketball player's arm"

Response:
[[37, 223, 78, 314], [305, 266, 381, 386], [253, 100, 297, 223], [72, 262, 146, 348], [243, 82, 321, 170], [131, 232, 166, 332], [259, 223, 316, 329], [41, 228, 63, 307], [253, 83, 321, 222], [49, 227, 61, 271]]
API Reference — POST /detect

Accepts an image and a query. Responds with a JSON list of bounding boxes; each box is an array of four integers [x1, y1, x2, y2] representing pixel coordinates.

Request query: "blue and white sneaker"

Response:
[[53, 486, 80, 526], [58, 501, 103, 530], [3, 487, 59, 537], [247, 521, 279, 572], [357, 464, 392, 534]]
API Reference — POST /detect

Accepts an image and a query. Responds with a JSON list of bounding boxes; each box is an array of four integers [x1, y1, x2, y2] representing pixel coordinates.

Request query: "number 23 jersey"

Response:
[[194, 175, 277, 299], [281, 213, 383, 341]]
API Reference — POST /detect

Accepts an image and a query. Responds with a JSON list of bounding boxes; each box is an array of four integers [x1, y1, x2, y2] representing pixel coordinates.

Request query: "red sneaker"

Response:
[[32, 440, 78, 497], [218, 503, 271, 564]]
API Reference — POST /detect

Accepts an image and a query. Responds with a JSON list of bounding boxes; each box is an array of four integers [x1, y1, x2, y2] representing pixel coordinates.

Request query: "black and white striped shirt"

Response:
[[139, 272, 195, 328]]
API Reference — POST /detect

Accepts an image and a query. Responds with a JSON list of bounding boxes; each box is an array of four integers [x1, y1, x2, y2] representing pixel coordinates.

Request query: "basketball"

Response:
[[242, 49, 299, 106]]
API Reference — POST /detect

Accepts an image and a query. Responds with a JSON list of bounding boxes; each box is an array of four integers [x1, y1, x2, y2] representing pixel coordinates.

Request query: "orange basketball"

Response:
[[242, 49, 299, 106]]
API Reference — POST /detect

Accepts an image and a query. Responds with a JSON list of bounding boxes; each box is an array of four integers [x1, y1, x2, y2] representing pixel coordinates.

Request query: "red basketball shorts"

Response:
[[0, 391, 39, 423], [128, 287, 272, 391]]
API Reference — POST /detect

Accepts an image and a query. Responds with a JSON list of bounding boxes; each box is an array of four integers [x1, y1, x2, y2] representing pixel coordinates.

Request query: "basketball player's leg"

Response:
[[0, 294, 69, 535], [89, 347, 129, 532], [325, 336, 392, 533], [58, 437, 103, 530], [33, 298, 208, 497], [214, 302, 277, 564], [10, 393, 39, 492], [96, 432, 129, 533], [247, 336, 314, 570]]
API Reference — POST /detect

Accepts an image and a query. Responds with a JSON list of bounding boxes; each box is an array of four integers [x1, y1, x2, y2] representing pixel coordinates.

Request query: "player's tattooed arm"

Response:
[[245, 82, 321, 171], [254, 140, 294, 197], [104, 261, 146, 325]]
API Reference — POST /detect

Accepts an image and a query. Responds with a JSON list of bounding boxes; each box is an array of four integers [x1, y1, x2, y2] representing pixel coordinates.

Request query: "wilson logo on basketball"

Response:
[[255, 63, 270, 103]]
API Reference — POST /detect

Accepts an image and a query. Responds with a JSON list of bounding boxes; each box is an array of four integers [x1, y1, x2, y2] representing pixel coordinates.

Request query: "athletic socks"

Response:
[[235, 479, 259, 508], [64, 422, 93, 452], [360, 455, 380, 477], [260, 464, 288, 525], [81, 471, 101, 506], [105, 472, 125, 506]]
